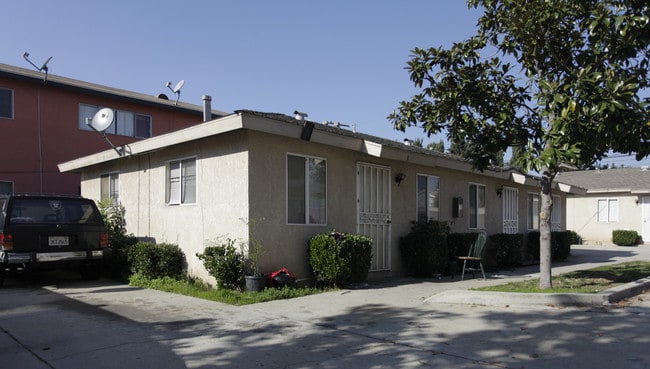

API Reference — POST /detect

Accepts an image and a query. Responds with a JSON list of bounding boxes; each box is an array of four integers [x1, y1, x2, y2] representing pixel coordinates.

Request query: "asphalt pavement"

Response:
[[1, 244, 649, 369]]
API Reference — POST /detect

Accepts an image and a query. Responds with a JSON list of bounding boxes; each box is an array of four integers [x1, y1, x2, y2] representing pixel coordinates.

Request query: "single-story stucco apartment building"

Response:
[[59, 110, 583, 283], [557, 167, 650, 244]]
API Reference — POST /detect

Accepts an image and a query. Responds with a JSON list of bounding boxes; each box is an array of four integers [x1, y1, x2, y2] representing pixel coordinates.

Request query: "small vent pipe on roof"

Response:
[[202, 95, 212, 122]]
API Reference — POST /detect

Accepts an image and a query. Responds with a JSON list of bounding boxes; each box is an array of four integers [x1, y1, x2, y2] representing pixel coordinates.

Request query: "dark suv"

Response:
[[0, 194, 109, 285]]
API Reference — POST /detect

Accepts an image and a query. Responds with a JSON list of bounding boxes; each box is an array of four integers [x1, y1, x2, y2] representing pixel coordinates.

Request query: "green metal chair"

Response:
[[459, 232, 487, 280]]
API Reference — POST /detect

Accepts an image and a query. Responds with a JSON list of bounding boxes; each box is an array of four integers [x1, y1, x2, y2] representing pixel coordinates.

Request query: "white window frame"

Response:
[[166, 157, 197, 205], [0, 87, 14, 119], [597, 198, 619, 223], [79, 103, 152, 138], [286, 153, 327, 225], [527, 192, 540, 230], [100, 172, 120, 202], [416, 174, 440, 222], [468, 183, 486, 229]]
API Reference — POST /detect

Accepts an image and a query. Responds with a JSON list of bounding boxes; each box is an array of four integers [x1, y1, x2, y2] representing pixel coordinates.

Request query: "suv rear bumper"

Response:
[[1, 250, 105, 264]]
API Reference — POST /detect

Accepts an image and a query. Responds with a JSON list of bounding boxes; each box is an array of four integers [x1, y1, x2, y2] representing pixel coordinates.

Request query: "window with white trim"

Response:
[[166, 157, 196, 205], [527, 193, 540, 230], [100, 173, 119, 201], [287, 154, 326, 225], [502, 186, 518, 233], [597, 198, 618, 223], [0, 88, 13, 119], [79, 103, 152, 138], [416, 174, 439, 222], [469, 183, 486, 229]]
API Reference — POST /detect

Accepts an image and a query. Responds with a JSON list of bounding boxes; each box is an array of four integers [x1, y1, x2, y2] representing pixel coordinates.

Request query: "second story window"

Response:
[[0, 88, 13, 119], [79, 103, 152, 138]]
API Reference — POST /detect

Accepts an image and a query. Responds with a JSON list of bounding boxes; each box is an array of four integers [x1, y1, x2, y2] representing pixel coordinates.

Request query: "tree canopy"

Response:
[[389, 0, 650, 288]]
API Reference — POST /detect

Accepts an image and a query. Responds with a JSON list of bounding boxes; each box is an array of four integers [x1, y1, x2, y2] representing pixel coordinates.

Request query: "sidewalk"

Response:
[[249, 244, 650, 317]]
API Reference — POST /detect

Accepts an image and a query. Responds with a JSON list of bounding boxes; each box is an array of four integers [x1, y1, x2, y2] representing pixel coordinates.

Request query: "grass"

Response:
[[128, 274, 330, 305], [473, 261, 650, 294]]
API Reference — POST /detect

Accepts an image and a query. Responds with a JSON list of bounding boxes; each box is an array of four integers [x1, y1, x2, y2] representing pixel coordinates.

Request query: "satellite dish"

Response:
[[166, 79, 185, 105], [173, 80, 185, 93], [89, 108, 114, 132]]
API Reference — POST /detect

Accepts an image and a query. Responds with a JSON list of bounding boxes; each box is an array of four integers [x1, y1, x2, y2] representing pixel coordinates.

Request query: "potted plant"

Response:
[[242, 218, 266, 291]]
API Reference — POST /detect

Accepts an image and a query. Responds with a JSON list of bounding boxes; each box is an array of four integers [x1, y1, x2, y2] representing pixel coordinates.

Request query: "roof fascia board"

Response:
[[59, 114, 243, 172]]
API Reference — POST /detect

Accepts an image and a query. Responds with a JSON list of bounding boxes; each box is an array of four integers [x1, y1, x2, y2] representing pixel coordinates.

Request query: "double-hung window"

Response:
[[100, 173, 120, 202], [287, 154, 326, 225], [167, 157, 197, 205], [469, 183, 486, 229], [527, 193, 540, 230], [416, 174, 439, 222], [0, 88, 13, 119], [597, 198, 618, 223]]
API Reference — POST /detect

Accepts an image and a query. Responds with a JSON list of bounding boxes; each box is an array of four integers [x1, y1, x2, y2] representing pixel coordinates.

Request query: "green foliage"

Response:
[[487, 233, 524, 268], [399, 221, 450, 277], [97, 199, 138, 280], [526, 231, 572, 261], [427, 139, 445, 152], [612, 230, 639, 246], [127, 242, 186, 280], [390, 0, 650, 173], [447, 233, 479, 259], [308, 231, 373, 287], [128, 274, 328, 305], [196, 238, 245, 290]]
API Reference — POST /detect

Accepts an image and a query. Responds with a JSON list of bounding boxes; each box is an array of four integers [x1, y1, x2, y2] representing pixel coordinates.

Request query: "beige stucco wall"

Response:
[[566, 193, 641, 244], [81, 130, 251, 282], [78, 121, 569, 284]]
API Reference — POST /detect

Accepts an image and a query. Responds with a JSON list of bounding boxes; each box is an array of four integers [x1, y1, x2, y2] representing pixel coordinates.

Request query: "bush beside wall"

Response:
[[128, 242, 186, 280], [612, 230, 639, 246], [525, 231, 572, 262], [309, 231, 373, 287], [398, 221, 450, 277]]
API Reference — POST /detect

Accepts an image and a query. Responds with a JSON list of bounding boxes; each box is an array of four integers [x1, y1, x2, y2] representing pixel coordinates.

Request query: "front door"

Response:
[[356, 162, 391, 271], [642, 197, 650, 244]]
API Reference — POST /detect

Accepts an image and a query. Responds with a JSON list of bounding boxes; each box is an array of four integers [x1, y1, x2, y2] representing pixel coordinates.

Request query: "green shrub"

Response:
[[487, 233, 524, 268], [97, 199, 138, 280], [525, 231, 572, 261], [309, 231, 373, 287], [612, 230, 639, 246], [128, 242, 186, 279], [447, 233, 479, 259], [398, 221, 450, 277], [197, 238, 245, 290], [567, 230, 582, 245]]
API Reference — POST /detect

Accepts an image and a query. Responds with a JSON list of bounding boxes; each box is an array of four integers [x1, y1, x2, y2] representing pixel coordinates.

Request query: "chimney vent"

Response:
[[202, 95, 212, 122]]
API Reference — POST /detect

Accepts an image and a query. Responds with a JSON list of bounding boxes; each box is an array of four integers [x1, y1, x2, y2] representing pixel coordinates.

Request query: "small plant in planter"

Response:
[[241, 217, 267, 291]]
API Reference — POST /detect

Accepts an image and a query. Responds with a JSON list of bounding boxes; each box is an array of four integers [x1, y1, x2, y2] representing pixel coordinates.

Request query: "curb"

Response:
[[424, 277, 650, 307]]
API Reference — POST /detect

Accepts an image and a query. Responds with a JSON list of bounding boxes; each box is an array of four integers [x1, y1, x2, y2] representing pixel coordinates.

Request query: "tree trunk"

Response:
[[539, 169, 554, 289]]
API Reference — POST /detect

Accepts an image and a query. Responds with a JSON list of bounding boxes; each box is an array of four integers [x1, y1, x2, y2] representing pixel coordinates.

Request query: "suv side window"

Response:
[[0, 198, 6, 226]]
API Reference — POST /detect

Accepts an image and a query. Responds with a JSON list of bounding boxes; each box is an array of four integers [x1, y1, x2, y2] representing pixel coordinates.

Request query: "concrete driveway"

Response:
[[1, 244, 649, 369]]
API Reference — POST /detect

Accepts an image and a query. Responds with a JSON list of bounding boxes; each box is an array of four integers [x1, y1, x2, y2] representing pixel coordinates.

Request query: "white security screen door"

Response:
[[502, 187, 518, 233], [356, 162, 391, 271], [642, 197, 650, 244]]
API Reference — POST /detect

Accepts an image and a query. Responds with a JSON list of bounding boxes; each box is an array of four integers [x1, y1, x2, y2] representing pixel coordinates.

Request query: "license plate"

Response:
[[48, 236, 69, 246]]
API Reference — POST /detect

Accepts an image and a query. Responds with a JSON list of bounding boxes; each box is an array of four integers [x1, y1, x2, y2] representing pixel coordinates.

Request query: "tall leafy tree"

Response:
[[389, 0, 650, 288]]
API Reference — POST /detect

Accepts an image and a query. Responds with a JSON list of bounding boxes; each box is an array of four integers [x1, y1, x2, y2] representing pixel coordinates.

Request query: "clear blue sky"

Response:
[[2, 0, 647, 167]]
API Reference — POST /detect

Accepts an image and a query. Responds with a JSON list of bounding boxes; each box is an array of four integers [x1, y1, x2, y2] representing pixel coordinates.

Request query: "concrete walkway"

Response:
[[1, 244, 649, 369]]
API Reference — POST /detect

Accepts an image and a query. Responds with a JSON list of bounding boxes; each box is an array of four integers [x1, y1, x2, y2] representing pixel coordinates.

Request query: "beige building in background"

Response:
[[558, 167, 650, 244], [60, 110, 582, 284]]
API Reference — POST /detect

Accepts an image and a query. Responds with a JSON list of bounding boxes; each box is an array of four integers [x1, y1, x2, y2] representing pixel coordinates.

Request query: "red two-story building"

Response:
[[0, 63, 225, 195]]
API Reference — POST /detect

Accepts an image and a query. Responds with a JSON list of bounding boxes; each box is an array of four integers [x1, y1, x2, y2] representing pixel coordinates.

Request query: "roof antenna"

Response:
[[23, 52, 52, 82], [166, 80, 185, 105], [86, 108, 126, 156]]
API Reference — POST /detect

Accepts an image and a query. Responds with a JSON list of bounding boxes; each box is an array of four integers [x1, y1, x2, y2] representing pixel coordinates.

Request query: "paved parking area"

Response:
[[1, 244, 649, 369]]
